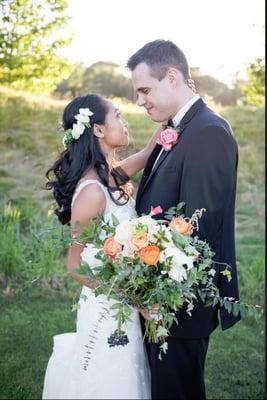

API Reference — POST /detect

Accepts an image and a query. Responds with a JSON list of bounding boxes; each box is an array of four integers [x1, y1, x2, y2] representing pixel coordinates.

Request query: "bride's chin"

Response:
[[121, 137, 130, 147]]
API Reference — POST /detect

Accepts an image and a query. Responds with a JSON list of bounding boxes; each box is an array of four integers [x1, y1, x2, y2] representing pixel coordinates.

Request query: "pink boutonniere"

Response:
[[159, 128, 179, 151]]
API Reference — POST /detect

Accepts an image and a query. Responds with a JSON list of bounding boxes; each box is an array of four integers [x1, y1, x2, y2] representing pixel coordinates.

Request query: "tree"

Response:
[[0, 0, 72, 94], [242, 58, 265, 106], [82, 62, 134, 100], [54, 61, 134, 100], [54, 62, 86, 98], [191, 68, 242, 105]]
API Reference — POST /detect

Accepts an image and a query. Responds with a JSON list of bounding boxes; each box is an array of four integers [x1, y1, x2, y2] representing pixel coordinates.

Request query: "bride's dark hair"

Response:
[[46, 93, 130, 225]]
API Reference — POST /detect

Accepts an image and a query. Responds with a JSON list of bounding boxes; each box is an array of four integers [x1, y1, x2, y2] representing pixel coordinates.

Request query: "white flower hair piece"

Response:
[[63, 108, 94, 149]]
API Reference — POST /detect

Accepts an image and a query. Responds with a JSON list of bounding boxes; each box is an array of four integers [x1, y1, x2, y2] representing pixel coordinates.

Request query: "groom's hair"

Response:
[[127, 39, 189, 82]]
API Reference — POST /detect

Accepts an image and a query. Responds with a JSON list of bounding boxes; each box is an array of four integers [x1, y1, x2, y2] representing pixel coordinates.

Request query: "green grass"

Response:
[[0, 86, 265, 399], [0, 293, 264, 400]]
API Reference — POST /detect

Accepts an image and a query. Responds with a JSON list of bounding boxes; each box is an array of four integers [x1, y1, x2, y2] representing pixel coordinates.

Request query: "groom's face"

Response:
[[131, 62, 178, 122]]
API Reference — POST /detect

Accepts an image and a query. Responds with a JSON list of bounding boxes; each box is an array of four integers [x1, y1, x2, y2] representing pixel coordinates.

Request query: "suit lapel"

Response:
[[136, 98, 206, 206], [136, 143, 162, 204]]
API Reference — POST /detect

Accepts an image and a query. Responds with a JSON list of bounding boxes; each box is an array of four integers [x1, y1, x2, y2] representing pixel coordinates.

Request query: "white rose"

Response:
[[80, 243, 102, 270], [136, 215, 157, 230], [160, 247, 195, 283], [75, 108, 94, 125], [75, 114, 89, 124], [72, 122, 85, 139], [132, 215, 160, 240], [157, 224, 174, 248], [79, 108, 94, 117], [114, 220, 134, 245], [121, 243, 135, 257]]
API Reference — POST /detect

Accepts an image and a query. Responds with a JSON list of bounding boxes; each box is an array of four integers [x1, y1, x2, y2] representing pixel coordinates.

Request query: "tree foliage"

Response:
[[191, 68, 242, 105], [55, 62, 242, 104], [0, 0, 72, 94], [54, 61, 134, 100], [242, 58, 265, 106]]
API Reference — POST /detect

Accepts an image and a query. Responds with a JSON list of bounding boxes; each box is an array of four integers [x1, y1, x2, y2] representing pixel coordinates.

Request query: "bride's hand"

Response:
[[138, 304, 160, 321], [187, 77, 196, 93]]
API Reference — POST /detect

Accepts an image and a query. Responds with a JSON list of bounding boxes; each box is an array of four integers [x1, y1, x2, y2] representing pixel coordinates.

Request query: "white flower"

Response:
[[136, 215, 156, 229], [160, 247, 195, 283], [80, 243, 102, 270], [75, 108, 94, 124], [209, 268, 216, 276], [114, 220, 134, 245], [80, 108, 94, 116], [121, 243, 135, 257], [133, 215, 160, 241], [157, 225, 174, 248], [72, 122, 85, 139]]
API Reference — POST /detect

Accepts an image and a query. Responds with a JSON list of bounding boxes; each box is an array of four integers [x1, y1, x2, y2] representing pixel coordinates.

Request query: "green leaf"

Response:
[[160, 341, 168, 354], [80, 219, 97, 241], [110, 303, 123, 310], [80, 294, 87, 302], [79, 261, 95, 279], [172, 231, 189, 247], [220, 269, 232, 282], [232, 302, 240, 317], [71, 302, 80, 312], [111, 214, 120, 227], [156, 326, 168, 338]]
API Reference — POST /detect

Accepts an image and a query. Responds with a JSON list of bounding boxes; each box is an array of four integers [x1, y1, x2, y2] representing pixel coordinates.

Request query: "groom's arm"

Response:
[[118, 125, 164, 177]]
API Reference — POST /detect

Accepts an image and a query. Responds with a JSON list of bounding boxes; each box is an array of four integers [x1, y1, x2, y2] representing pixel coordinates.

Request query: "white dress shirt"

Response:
[[152, 94, 200, 170]]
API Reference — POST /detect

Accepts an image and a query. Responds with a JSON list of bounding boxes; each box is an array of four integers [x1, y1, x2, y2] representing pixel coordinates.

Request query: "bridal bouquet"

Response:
[[71, 203, 257, 358]]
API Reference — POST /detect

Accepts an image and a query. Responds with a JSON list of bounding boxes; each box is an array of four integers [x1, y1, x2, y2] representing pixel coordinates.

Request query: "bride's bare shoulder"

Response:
[[71, 182, 106, 225]]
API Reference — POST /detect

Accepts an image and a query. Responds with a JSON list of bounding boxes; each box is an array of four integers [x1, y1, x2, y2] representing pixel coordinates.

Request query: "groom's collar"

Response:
[[172, 94, 200, 128]]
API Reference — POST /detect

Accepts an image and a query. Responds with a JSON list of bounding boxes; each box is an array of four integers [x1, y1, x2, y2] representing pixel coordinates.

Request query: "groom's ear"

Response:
[[93, 124, 105, 139], [167, 68, 182, 86]]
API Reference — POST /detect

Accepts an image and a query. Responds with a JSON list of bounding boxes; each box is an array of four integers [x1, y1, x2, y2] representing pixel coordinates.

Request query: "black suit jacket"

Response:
[[136, 98, 241, 338]]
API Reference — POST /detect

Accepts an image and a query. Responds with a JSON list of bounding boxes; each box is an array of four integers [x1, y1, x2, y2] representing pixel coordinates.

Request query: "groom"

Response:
[[127, 40, 241, 399]]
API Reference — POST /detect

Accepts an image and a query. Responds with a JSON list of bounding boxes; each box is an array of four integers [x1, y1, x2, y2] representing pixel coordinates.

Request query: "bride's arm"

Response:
[[67, 183, 106, 289], [118, 124, 164, 177]]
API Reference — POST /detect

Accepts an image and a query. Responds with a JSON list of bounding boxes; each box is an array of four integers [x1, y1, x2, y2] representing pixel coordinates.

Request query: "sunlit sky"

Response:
[[64, 0, 265, 85]]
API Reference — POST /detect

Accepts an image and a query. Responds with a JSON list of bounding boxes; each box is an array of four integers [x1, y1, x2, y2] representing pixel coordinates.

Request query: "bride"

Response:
[[42, 93, 163, 399]]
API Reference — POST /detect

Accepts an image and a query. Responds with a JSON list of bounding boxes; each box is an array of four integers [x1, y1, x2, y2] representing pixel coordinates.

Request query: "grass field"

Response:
[[0, 86, 265, 399]]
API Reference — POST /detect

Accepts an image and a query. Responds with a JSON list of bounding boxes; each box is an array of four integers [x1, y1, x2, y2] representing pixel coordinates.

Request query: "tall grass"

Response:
[[0, 200, 70, 291]]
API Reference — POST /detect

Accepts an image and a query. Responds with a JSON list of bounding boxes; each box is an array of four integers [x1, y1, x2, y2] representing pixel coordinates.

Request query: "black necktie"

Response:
[[167, 119, 174, 127]]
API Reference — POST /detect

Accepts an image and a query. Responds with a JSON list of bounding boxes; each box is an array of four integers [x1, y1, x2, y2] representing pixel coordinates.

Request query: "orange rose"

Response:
[[131, 233, 149, 251], [139, 245, 160, 266], [169, 217, 193, 236], [103, 236, 122, 258]]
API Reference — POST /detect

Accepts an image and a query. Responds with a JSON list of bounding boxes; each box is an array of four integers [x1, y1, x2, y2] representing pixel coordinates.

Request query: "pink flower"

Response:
[[150, 206, 163, 216], [160, 128, 179, 150]]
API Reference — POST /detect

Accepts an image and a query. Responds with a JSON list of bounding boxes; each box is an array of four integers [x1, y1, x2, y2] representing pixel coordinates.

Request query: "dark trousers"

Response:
[[147, 336, 210, 400]]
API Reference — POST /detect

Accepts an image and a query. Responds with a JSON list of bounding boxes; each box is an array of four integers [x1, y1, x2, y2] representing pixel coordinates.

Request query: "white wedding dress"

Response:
[[42, 179, 151, 399]]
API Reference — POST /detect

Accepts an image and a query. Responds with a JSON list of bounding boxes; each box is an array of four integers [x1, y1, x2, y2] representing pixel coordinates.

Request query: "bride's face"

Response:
[[101, 102, 129, 148]]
